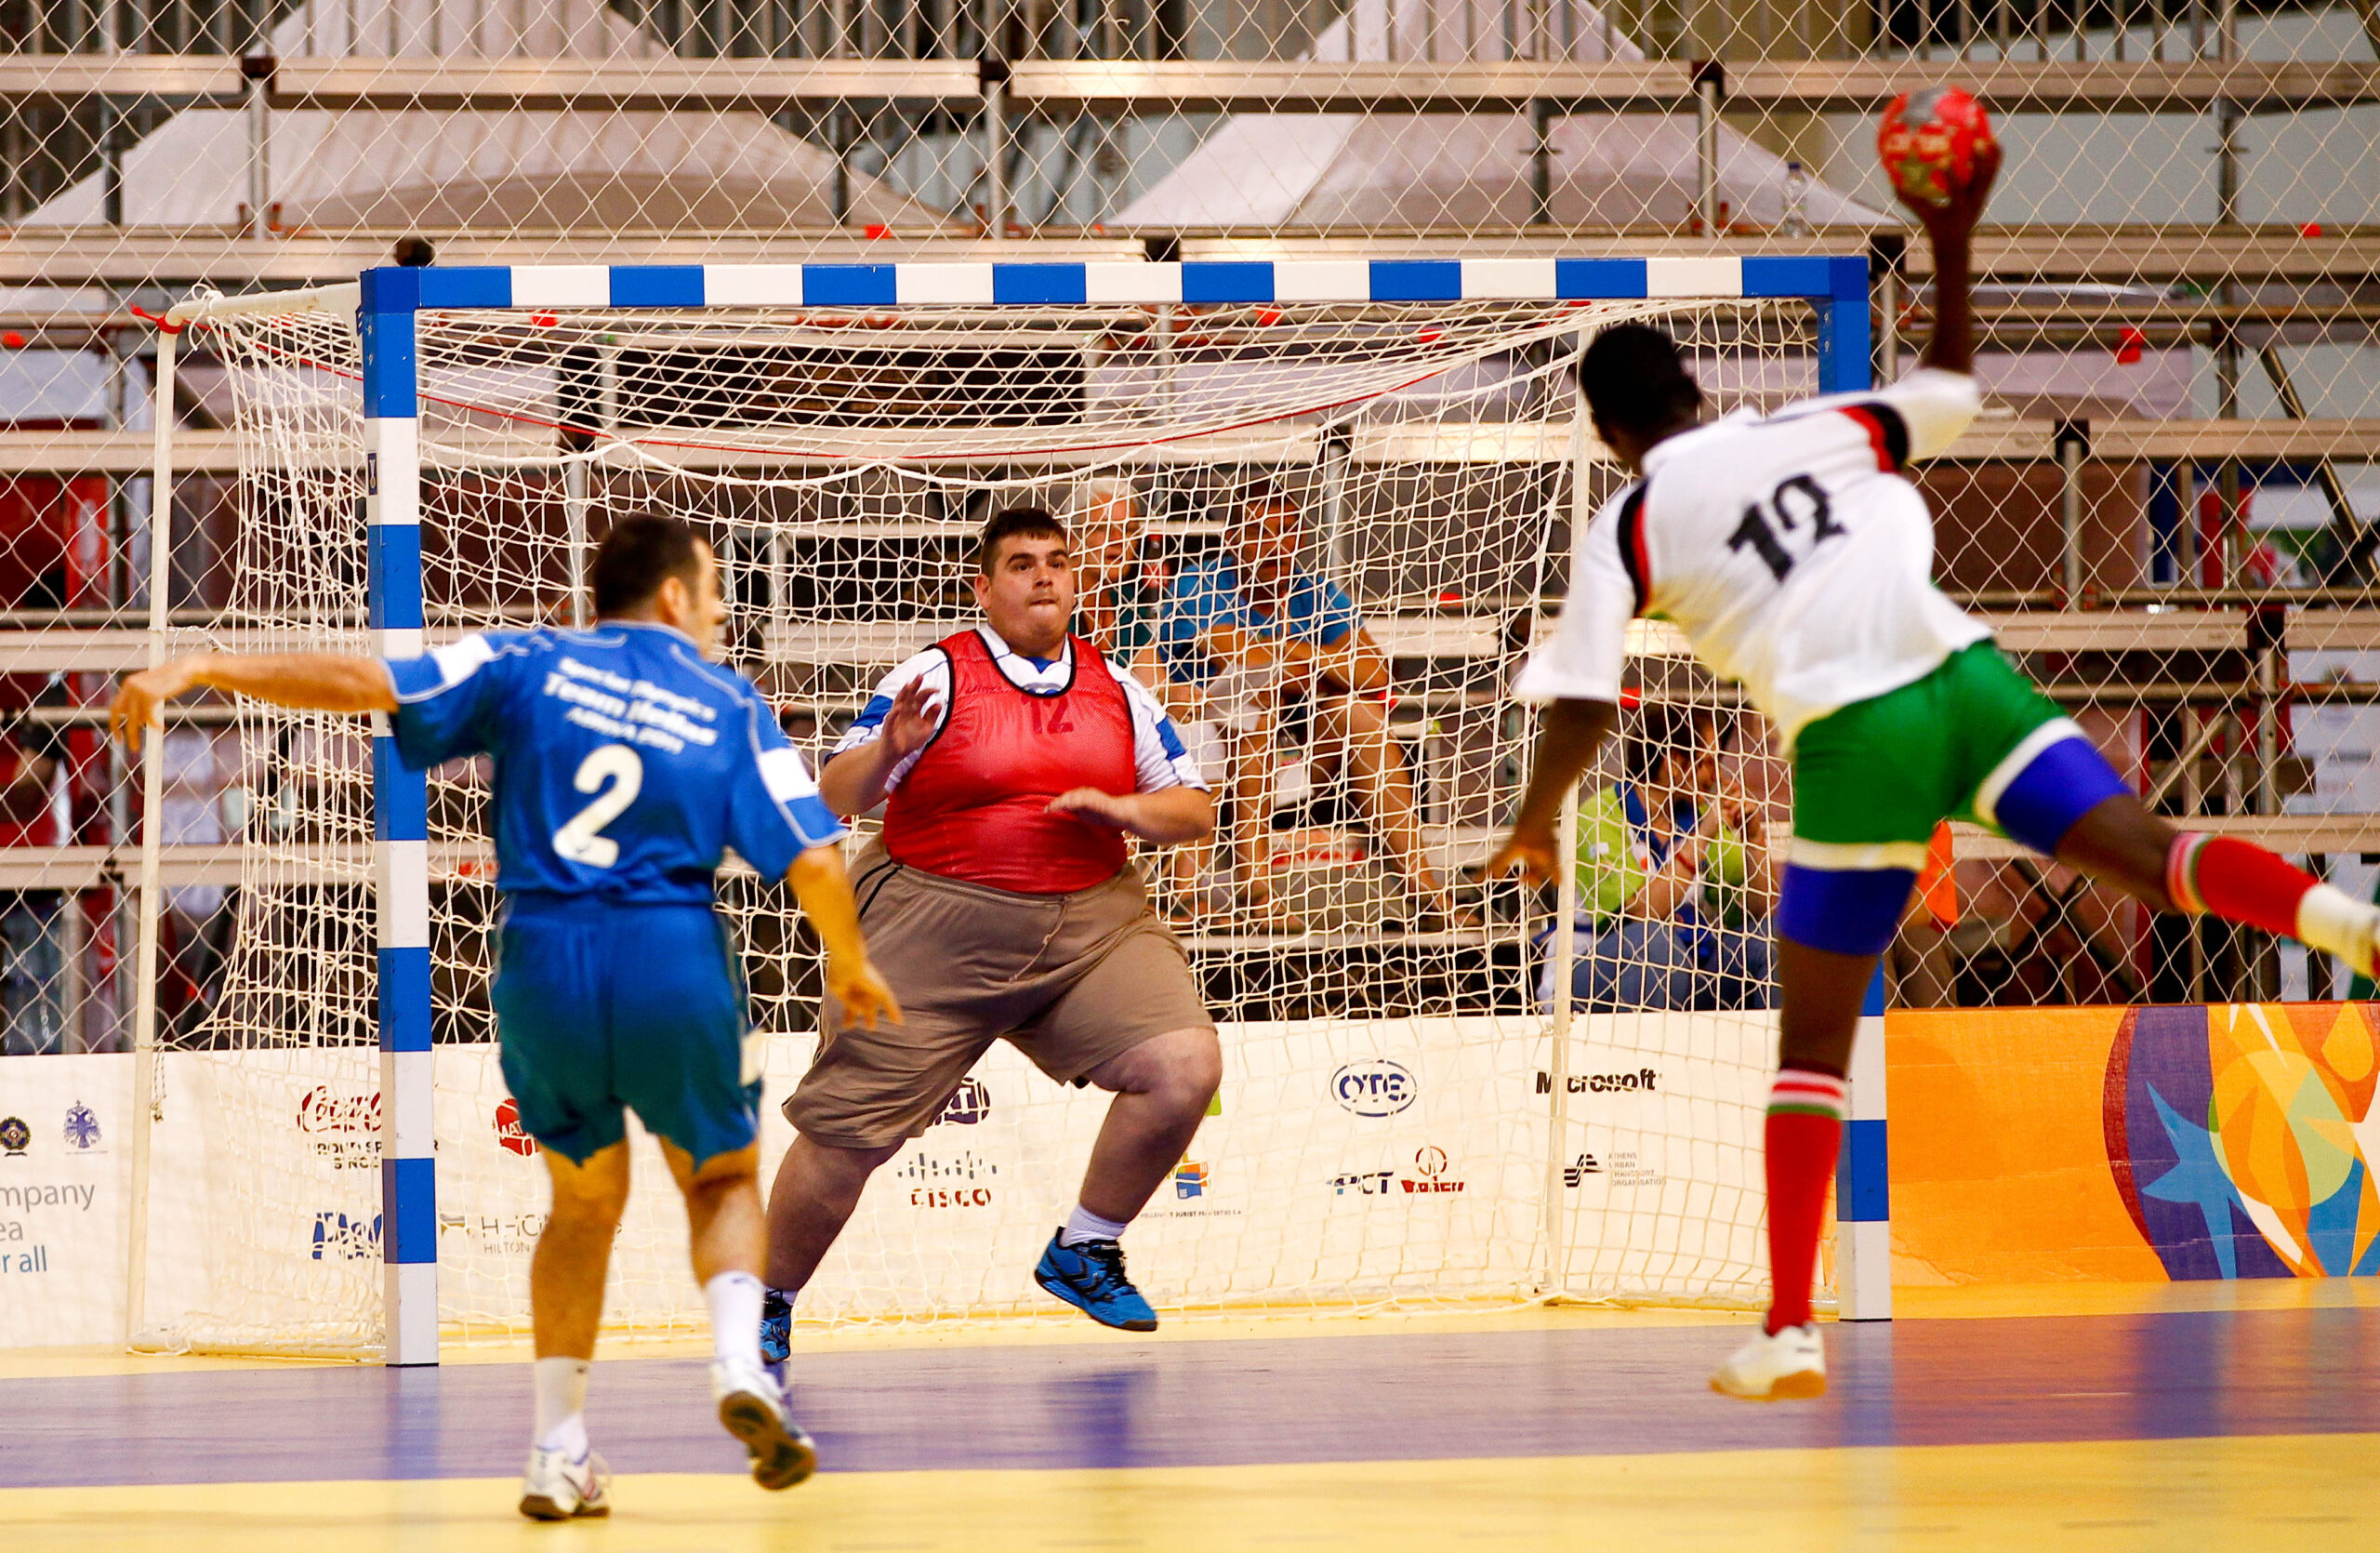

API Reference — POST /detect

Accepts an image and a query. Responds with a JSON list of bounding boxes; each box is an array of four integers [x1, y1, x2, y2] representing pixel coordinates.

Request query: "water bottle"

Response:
[[1782, 162, 1812, 238]]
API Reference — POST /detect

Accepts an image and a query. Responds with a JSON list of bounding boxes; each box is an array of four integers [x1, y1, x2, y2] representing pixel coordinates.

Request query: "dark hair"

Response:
[[592, 513, 704, 617], [1580, 323, 1704, 440], [1620, 700, 1712, 789], [975, 506, 1067, 575], [1236, 478, 1296, 516]]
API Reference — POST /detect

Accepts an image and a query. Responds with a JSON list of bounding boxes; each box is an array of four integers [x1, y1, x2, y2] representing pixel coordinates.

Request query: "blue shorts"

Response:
[[491, 897, 760, 1167]]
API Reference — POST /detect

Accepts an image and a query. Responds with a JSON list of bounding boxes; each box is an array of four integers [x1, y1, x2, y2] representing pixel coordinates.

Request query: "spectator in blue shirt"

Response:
[[1158, 484, 1455, 927]]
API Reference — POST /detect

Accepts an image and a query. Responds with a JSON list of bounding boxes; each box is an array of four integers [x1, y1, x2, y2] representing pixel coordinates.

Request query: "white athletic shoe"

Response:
[[518, 1444, 610, 1520], [1710, 1322, 1828, 1401], [711, 1355, 818, 1491]]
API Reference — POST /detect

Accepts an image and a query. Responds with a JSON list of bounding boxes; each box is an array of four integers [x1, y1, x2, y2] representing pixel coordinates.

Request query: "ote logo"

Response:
[[1331, 1059, 1417, 1117], [1563, 1153, 1603, 1188], [936, 1077, 991, 1127], [0, 1117, 26, 1156], [493, 1098, 537, 1158]]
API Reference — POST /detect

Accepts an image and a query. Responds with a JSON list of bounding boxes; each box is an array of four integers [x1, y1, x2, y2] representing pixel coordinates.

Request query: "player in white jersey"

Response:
[[1491, 143, 2380, 1400]]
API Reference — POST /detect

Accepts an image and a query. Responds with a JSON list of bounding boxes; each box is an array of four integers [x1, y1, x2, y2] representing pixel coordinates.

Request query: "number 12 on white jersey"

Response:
[[1726, 473, 1845, 582]]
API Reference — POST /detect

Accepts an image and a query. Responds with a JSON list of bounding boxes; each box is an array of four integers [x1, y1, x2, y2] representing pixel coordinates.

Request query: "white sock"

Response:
[[2297, 883, 2373, 963], [706, 1270, 765, 1370], [532, 1356, 590, 1458], [1059, 1204, 1130, 1248]]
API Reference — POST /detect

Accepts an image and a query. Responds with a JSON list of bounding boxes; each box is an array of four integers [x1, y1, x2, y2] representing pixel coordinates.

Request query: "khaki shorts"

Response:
[[785, 842, 1216, 1149]]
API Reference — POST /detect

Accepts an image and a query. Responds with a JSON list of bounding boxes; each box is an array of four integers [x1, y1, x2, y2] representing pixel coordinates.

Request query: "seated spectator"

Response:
[[1072, 480, 1215, 920], [1537, 702, 1776, 1012], [0, 680, 67, 1055], [1157, 482, 1459, 928], [1071, 477, 1171, 693]]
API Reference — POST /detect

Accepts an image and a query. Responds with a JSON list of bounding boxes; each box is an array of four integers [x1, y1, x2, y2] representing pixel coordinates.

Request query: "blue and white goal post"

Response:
[[353, 251, 1884, 1362]]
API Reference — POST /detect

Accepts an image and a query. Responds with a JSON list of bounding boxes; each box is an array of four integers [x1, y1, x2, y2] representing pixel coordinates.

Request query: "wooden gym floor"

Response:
[[1, 1285, 2374, 1551]]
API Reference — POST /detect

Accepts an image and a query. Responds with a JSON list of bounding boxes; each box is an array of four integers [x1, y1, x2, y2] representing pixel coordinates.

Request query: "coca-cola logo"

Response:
[[494, 1097, 537, 1158], [297, 1086, 379, 1135]]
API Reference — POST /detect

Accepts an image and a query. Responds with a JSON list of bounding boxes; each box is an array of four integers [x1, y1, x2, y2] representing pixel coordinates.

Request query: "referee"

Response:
[[761, 507, 1223, 1350]]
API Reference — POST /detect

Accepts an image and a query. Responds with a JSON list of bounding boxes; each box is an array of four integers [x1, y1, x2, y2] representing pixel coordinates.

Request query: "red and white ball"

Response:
[[1877, 86, 1996, 208]]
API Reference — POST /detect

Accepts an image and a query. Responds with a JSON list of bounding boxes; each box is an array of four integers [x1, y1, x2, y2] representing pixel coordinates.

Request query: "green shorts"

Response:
[[1790, 641, 2083, 869]]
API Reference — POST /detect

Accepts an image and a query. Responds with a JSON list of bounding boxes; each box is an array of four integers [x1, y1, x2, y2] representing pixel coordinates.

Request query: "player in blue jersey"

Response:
[[111, 514, 898, 1520]]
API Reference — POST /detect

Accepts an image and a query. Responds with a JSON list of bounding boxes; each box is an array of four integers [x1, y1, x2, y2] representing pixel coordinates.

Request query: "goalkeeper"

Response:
[[110, 514, 897, 1518], [762, 506, 1220, 1354], [1489, 142, 2380, 1401]]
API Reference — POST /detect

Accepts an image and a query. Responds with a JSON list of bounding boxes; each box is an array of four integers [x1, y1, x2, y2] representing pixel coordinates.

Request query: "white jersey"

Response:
[[1515, 367, 1990, 750]]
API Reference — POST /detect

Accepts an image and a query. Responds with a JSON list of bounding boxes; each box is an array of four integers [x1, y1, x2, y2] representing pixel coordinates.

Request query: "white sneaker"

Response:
[[518, 1444, 610, 1520], [1709, 1322, 1827, 1401], [711, 1355, 818, 1491]]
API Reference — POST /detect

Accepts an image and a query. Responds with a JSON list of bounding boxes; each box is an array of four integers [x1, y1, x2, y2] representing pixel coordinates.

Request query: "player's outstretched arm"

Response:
[[1904, 135, 1997, 378], [1485, 697, 1620, 886], [787, 843, 902, 1031], [110, 652, 399, 753], [1047, 786, 1215, 846]]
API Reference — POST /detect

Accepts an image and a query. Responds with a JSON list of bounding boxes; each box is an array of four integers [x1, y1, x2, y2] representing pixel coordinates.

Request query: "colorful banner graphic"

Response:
[[1889, 1002, 2380, 1285]]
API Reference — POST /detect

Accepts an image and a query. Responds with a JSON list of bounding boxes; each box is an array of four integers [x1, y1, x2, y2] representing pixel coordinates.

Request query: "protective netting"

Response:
[[139, 285, 1816, 1354], [0, 0, 2377, 1060]]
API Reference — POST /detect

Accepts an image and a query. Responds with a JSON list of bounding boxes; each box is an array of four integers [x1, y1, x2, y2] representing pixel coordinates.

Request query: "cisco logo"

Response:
[[1331, 1059, 1417, 1117]]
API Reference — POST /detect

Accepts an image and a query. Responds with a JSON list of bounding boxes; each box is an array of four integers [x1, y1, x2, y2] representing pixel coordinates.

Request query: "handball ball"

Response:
[[1878, 86, 1995, 208]]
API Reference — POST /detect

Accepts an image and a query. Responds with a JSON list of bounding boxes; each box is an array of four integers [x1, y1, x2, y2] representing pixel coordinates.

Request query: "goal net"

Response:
[[139, 265, 1836, 1357]]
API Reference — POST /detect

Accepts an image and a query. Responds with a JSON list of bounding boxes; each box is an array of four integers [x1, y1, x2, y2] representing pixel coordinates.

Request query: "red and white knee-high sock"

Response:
[[2167, 832, 2371, 968], [1765, 1068, 1846, 1336]]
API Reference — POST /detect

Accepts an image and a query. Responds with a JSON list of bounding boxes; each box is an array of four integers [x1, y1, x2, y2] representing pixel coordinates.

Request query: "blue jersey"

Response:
[[384, 622, 845, 906]]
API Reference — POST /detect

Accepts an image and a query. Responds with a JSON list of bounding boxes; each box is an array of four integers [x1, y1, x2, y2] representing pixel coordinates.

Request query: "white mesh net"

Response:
[[5, 0, 2378, 1086], [139, 279, 1821, 1355]]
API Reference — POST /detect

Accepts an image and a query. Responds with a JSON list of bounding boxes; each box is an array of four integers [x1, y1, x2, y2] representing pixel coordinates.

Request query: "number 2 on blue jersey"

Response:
[[553, 744, 643, 869]]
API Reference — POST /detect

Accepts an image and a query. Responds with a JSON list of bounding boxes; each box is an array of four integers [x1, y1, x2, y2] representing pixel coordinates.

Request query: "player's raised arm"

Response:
[[110, 651, 399, 752], [817, 673, 942, 816], [1906, 129, 1996, 378]]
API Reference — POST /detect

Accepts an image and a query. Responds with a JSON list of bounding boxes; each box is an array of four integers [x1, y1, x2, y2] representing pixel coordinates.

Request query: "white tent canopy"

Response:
[[1121, 0, 1887, 231], [29, 0, 938, 231]]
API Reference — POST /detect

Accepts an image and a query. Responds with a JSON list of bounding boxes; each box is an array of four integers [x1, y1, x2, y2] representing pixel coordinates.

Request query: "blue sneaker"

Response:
[[760, 1288, 792, 1369], [1033, 1230, 1157, 1332]]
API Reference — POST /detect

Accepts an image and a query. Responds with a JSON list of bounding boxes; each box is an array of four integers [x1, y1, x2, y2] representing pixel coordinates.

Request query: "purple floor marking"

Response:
[[3, 1307, 2377, 1489]]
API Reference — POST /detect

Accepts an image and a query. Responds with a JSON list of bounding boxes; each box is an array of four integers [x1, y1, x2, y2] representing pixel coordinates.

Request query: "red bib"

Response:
[[880, 630, 1137, 894]]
